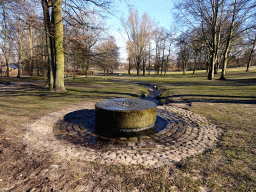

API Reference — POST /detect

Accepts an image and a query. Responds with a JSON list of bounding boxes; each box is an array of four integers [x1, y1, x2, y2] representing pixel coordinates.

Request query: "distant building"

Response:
[[10, 63, 18, 69], [0, 62, 18, 76]]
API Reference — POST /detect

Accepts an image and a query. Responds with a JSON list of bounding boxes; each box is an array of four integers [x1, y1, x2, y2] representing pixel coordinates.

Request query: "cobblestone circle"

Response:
[[23, 101, 220, 167]]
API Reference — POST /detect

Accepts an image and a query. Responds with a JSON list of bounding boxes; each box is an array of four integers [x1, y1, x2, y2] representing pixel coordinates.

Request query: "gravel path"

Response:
[[23, 101, 221, 167]]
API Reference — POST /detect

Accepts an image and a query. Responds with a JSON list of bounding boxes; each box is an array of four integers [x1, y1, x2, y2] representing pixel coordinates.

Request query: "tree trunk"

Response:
[[142, 59, 145, 75], [148, 44, 151, 75], [53, 0, 65, 91], [85, 58, 89, 77], [193, 67, 196, 74], [220, 45, 230, 80], [6, 57, 10, 78], [192, 57, 196, 74], [246, 35, 256, 72], [128, 57, 131, 74], [193, 56, 196, 74], [42, 0, 55, 90], [164, 54, 169, 75], [4, 42, 10, 78], [161, 40, 165, 75], [208, 1, 221, 80], [214, 60, 219, 74], [73, 51, 76, 79], [136, 59, 140, 75], [3, 9, 9, 78], [165, 61, 168, 74], [17, 26, 23, 78], [137, 67, 140, 76], [29, 24, 34, 76], [208, 50, 216, 80], [183, 61, 186, 75], [220, 0, 236, 80]]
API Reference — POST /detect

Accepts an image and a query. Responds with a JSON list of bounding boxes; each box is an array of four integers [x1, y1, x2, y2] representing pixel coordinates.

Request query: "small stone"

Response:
[[79, 132, 87, 137], [125, 155, 132, 162], [127, 137, 138, 141], [66, 123, 73, 133], [79, 125, 86, 130], [72, 124, 80, 132], [155, 130, 165, 136], [108, 152, 116, 159], [59, 121, 68, 130], [165, 131, 174, 137], [79, 129, 87, 133], [144, 144, 156, 149], [116, 140, 126, 144], [127, 142, 136, 147], [140, 135, 151, 140], [68, 131, 77, 136], [141, 92, 147, 97]]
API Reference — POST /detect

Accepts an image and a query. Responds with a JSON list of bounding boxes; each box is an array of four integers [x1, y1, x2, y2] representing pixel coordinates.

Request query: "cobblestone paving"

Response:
[[23, 101, 220, 167]]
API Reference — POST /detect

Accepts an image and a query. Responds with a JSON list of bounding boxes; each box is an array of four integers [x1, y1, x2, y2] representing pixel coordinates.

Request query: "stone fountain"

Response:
[[95, 98, 157, 133], [45, 97, 219, 167]]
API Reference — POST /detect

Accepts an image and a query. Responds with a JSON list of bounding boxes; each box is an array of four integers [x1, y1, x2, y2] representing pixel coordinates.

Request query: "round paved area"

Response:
[[23, 101, 220, 167]]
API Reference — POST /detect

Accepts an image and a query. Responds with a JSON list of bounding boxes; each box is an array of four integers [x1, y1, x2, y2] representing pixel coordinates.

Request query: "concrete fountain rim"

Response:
[[95, 98, 157, 111]]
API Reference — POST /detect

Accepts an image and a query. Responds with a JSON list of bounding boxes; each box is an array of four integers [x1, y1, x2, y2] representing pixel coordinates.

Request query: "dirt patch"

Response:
[[0, 130, 175, 191], [0, 133, 119, 191]]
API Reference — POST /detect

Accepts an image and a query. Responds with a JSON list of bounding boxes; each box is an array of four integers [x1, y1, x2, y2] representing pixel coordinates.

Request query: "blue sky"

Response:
[[106, 0, 176, 62]]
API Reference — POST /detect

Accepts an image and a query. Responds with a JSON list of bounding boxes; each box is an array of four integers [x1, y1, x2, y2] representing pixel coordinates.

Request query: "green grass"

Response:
[[0, 66, 256, 191]]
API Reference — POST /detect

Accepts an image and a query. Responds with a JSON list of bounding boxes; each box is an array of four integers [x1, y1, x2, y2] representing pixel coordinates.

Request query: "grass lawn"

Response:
[[0, 66, 255, 191]]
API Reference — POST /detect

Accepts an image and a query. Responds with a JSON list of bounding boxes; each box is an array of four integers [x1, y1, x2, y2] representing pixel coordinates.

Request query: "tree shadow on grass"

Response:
[[165, 78, 256, 87], [0, 83, 139, 100], [1, 79, 255, 105], [163, 94, 256, 105]]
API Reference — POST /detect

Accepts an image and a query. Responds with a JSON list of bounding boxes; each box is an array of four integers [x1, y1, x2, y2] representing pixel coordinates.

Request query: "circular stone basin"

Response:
[[95, 98, 157, 132]]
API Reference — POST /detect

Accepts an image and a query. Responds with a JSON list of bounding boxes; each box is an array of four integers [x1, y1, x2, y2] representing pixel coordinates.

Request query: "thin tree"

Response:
[[220, 0, 255, 80], [175, 0, 227, 79], [121, 9, 154, 75], [246, 30, 256, 72]]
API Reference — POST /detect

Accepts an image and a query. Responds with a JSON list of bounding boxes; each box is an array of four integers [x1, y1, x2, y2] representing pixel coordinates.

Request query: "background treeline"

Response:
[[0, 0, 256, 89], [123, 0, 256, 79], [0, 0, 119, 82]]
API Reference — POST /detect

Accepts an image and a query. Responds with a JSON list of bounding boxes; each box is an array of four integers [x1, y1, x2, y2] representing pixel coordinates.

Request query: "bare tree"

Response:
[[175, 0, 256, 79], [15, 19, 25, 78], [0, 1, 12, 77], [164, 29, 174, 74], [121, 8, 154, 75], [175, 0, 227, 79], [65, 9, 106, 76], [177, 32, 190, 74], [220, 0, 256, 80], [96, 37, 119, 74], [152, 27, 164, 75], [246, 29, 256, 72], [126, 40, 133, 74]]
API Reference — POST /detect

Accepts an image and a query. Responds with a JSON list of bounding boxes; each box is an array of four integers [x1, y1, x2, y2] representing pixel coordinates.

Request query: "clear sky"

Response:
[[105, 0, 176, 63]]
